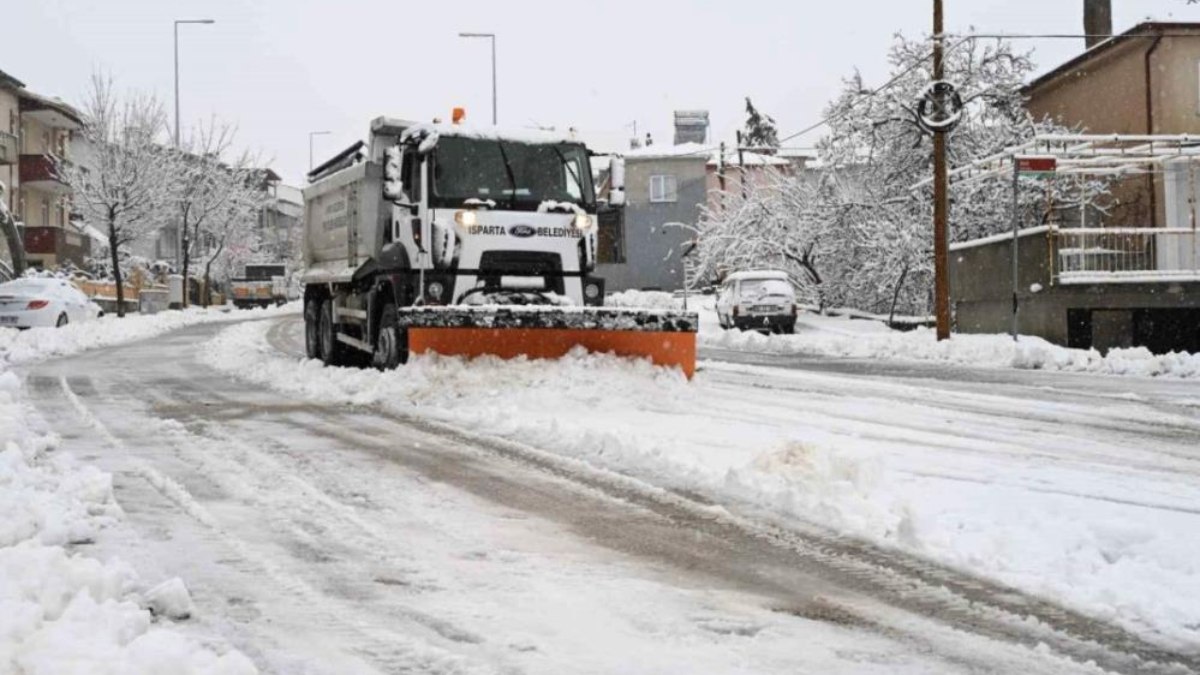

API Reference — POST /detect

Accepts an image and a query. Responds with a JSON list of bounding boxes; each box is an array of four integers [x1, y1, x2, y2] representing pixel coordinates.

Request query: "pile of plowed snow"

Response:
[[0, 308, 282, 673], [1, 302, 297, 367], [703, 315, 1200, 379], [0, 372, 257, 674]]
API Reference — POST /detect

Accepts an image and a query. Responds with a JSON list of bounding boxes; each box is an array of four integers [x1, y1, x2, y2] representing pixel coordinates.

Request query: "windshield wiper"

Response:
[[552, 145, 586, 205], [495, 141, 519, 209]]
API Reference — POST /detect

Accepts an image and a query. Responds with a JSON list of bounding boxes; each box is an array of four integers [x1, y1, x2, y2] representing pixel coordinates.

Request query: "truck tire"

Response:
[[318, 298, 348, 366], [371, 303, 407, 370], [304, 299, 322, 359]]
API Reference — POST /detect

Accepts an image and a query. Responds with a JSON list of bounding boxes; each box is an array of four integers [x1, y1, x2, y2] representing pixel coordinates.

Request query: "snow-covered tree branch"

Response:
[[60, 74, 175, 317]]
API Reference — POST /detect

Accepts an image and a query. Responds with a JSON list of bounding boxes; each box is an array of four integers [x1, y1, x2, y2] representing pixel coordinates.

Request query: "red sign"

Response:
[[1016, 156, 1057, 175]]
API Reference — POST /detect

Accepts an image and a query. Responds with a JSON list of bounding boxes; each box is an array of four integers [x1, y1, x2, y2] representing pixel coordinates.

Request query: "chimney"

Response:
[[673, 110, 709, 145], [1083, 0, 1112, 49]]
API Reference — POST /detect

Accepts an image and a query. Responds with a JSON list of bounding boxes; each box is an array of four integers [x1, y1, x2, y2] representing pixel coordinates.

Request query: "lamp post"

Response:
[[173, 19, 215, 147], [458, 32, 497, 125], [309, 131, 331, 171]]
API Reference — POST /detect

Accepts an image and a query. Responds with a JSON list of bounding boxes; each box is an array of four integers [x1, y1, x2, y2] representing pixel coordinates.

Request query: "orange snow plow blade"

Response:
[[400, 307, 699, 378]]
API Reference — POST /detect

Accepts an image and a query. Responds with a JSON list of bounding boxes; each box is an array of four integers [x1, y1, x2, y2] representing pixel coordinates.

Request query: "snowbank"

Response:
[[0, 315, 266, 673], [702, 312, 1200, 379], [0, 303, 297, 367], [202, 320, 1200, 648], [604, 290, 683, 311]]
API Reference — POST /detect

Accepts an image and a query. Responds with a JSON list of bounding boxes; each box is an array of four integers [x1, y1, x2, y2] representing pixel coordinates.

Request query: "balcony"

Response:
[[18, 154, 70, 194], [1053, 227, 1200, 284], [0, 131, 17, 165]]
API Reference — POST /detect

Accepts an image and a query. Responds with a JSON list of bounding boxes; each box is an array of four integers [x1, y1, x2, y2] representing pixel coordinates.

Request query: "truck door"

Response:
[[394, 147, 430, 264]]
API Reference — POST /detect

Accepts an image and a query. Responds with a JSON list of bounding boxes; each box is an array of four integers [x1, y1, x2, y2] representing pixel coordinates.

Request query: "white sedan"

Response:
[[0, 278, 103, 329]]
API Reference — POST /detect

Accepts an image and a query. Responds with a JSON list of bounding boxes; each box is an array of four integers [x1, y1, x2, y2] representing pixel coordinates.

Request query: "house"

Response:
[[945, 19, 1200, 354], [0, 67, 89, 271], [1023, 21, 1200, 226], [596, 142, 707, 292], [595, 112, 793, 293], [950, 135, 1200, 355], [258, 178, 303, 263]]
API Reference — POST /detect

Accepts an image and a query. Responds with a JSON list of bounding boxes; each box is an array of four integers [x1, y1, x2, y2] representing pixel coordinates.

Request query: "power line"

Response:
[[948, 32, 1200, 39]]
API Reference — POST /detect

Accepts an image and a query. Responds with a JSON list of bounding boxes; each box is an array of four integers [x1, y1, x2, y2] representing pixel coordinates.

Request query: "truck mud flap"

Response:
[[400, 307, 699, 378]]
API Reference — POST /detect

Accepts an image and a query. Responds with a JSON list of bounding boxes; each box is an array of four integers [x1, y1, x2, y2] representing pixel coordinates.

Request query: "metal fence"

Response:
[[1053, 227, 1200, 284]]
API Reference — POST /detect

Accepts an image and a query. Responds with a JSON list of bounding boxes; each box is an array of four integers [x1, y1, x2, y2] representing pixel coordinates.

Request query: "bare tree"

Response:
[[174, 121, 241, 307], [200, 168, 267, 306], [62, 74, 174, 317]]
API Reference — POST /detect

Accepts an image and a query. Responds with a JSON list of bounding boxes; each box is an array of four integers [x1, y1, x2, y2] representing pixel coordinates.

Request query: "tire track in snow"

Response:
[[57, 375, 501, 675]]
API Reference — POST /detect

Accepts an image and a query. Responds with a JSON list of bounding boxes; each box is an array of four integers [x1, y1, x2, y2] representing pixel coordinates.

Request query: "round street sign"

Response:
[[917, 80, 964, 134]]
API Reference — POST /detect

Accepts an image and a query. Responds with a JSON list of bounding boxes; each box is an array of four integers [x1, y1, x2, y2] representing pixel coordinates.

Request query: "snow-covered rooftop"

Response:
[[622, 142, 792, 168], [621, 142, 711, 160], [706, 151, 792, 168]]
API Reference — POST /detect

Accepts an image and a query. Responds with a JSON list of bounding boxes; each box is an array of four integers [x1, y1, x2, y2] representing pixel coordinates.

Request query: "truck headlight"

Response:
[[574, 213, 594, 232], [454, 210, 477, 231]]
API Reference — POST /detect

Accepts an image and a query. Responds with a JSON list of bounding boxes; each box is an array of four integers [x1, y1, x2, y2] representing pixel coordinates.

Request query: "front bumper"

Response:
[[733, 314, 795, 332]]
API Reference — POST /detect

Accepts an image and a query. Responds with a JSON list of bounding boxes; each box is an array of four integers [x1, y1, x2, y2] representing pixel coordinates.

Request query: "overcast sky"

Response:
[[4, 0, 1197, 185]]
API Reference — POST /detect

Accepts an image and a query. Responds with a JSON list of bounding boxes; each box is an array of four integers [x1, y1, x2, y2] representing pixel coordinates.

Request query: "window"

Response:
[[649, 175, 677, 203]]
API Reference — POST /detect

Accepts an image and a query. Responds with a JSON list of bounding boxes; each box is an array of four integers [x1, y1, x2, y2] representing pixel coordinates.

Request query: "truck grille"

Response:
[[477, 251, 564, 294]]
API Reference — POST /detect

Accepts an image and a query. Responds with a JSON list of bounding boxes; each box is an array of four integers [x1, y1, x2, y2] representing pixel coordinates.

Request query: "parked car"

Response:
[[715, 270, 798, 333], [0, 278, 103, 329]]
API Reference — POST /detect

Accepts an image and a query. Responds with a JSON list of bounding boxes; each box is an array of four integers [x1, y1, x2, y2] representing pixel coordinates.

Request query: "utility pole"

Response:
[[932, 0, 951, 341], [718, 141, 727, 194], [735, 131, 747, 198]]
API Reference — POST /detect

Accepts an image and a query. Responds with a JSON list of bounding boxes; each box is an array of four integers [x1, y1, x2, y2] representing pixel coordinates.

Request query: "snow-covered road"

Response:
[[19, 316, 1200, 674]]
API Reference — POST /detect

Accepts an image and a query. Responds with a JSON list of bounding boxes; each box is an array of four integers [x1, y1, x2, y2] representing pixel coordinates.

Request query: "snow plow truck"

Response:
[[300, 116, 698, 376]]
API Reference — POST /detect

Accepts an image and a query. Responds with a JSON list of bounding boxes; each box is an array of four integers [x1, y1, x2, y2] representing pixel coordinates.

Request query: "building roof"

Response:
[[622, 142, 791, 169], [18, 88, 84, 129], [1023, 21, 1200, 95], [0, 67, 25, 91], [707, 150, 792, 168], [621, 141, 711, 161]]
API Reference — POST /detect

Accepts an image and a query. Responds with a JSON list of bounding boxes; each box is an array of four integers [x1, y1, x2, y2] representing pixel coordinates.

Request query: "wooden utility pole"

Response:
[[932, 0, 951, 340], [735, 131, 747, 198]]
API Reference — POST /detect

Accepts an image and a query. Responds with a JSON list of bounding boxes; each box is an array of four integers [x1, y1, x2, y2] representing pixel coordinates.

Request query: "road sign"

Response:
[[917, 80, 964, 134], [1016, 156, 1057, 176]]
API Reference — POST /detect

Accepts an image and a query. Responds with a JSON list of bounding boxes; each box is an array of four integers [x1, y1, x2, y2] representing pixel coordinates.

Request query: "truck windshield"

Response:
[[431, 136, 595, 211]]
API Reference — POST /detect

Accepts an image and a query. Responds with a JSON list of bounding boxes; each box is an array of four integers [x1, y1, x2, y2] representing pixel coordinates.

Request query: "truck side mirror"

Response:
[[383, 145, 406, 200], [609, 156, 626, 207]]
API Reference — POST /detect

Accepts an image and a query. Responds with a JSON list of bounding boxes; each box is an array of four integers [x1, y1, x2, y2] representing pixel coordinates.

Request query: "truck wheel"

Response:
[[318, 298, 347, 366], [371, 304, 407, 370], [304, 299, 322, 359]]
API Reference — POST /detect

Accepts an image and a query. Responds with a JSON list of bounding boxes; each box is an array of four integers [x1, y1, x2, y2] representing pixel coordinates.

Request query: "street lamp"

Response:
[[458, 32, 497, 125], [309, 131, 331, 171], [173, 19, 215, 147]]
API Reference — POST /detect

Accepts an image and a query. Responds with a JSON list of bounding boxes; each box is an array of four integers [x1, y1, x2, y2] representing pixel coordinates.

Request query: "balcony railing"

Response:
[[18, 154, 69, 191], [1053, 227, 1200, 284]]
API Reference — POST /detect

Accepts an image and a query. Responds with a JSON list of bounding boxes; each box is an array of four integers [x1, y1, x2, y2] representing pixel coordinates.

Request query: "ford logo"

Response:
[[508, 224, 536, 238]]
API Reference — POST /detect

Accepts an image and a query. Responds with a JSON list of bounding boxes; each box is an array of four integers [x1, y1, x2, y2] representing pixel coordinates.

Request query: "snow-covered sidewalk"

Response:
[[611, 290, 1200, 379], [204, 317, 1200, 653], [0, 306, 296, 674], [1, 302, 296, 367]]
